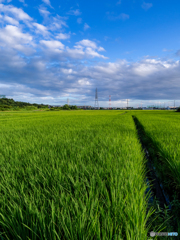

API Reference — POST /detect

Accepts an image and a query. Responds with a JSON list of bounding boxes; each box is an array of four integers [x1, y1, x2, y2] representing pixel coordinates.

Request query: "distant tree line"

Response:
[[0, 98, 49, 111], [0, 98, 79, 111], [49, 104, 78, 111]]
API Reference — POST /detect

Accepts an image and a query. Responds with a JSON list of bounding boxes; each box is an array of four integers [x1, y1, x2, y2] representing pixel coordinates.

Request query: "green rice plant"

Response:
[[0, 110, 156, 239], [132, 110, 180, 234]]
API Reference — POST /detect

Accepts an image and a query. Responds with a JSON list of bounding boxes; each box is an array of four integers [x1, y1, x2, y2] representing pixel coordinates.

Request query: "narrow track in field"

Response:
[[132, 115, 171, 210]]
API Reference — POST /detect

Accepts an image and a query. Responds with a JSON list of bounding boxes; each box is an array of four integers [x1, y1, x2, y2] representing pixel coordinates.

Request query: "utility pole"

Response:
[[109, 95, 111, 109], [94, 88, 99, 109], [127, 99, 128, 109], [67, 98, 69, 106]]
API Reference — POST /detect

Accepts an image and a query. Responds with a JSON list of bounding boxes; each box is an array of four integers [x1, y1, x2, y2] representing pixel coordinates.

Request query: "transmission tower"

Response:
[[67, 98, 69, 106], [109, 95, 111, 109], [127, 99, 128, 109], [94, 88, 99, 109]]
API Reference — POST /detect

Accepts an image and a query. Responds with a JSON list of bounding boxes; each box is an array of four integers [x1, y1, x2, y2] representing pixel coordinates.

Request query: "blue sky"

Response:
[[0, 0, 180, 107]]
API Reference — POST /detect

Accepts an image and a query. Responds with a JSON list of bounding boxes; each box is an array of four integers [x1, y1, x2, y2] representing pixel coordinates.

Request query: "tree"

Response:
[[63, 104, 70, 110], [71, 105, 78, 110]]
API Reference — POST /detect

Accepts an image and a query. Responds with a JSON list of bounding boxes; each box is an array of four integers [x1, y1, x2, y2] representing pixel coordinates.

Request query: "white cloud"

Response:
[[85, 47, 108, 59], [18, 0, 28, 7], [1, 47, 180, 105], [67, 9, 81, 16], [107, 12, 129, 21], [56, 33, 70, 40], [40, 40, 64, 49], [61, 68, 73, 74], [65, 44, 108, 60], [76, 39, 97, 49], [75, 40, 105, 52], [0, 25, 34, 54], [84, 23, 90, 30], [0, 0, 12, 2], [77, 17, 82, 24], [4, 15, 19, 25], [0, 25, 32, 42], [33, 22, 49, 35], [133, 63, 159, 76], [42, 0, 53, 8], [163, 48, 173, 52], [78, 78, 91, 85], [73, 40, 107, 59], [1, 1, 179, 106], [38, 7, 50, 18], [141, 2, 153, 10], [48, 15, 68, 30], [0, 3, 32, 21], [98, 47, 105, 52]]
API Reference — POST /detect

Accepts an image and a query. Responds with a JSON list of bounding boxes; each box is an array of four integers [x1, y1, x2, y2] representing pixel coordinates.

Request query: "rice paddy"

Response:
[[0, 110, 179, 239], [132, 110, 180, 234]]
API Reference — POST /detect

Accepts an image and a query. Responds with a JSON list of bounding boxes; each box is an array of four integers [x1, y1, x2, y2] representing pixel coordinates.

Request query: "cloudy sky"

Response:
[[0, 0, 180, 107]]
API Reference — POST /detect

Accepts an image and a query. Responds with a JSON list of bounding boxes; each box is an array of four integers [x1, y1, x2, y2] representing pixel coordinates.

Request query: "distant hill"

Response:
[[0, 98, 48, 111], [0, 98, 79, 111]]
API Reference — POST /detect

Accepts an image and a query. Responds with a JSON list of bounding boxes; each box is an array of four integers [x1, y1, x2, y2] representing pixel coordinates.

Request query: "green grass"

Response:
[[0, 110, 156, 240], [132, 110, 180, 233]]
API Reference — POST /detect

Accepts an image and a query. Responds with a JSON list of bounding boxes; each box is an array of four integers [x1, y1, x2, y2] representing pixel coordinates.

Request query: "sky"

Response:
[[0, 0, 180, 107]]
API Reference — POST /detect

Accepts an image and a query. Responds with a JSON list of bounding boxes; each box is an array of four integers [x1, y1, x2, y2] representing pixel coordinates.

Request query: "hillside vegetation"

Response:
[[0, 98, 48, 111], [0, 98, 78, 111]]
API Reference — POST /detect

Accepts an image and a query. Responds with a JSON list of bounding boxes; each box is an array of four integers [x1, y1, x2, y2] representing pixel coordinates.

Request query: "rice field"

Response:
[[132, 110, 180, 233], [1, 110, 180, 239], [0, 110, 156, 240], [133, 110, 180, 192]]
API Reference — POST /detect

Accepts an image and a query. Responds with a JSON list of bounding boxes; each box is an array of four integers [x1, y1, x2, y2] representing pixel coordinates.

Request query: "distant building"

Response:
[[167, 106, 178, 110], [77, 106, 92, 109]]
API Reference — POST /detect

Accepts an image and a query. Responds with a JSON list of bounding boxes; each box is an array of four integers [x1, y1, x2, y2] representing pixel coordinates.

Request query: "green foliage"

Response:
[[70, 105, 78, 110], [50, 107, 62, 111], [0, 110, 155, 239], [176, 107, 180, 112], [0, 98, 48, 111], [49, 105, 78, 111], [62, 104, 70, 110], [132, 110, 180, 234]]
